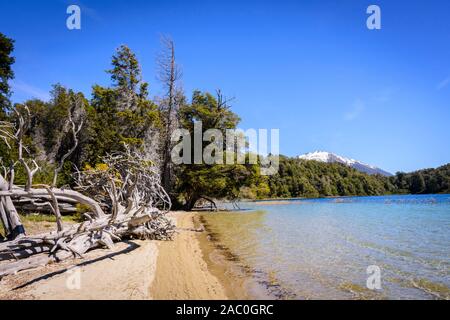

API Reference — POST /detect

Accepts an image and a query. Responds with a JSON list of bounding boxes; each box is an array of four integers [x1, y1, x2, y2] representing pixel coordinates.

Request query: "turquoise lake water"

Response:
[[204, 194, 450, 299]]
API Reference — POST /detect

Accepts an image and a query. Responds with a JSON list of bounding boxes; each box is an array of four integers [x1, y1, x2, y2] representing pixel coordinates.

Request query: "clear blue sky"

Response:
[[1, 0, 449, 173]]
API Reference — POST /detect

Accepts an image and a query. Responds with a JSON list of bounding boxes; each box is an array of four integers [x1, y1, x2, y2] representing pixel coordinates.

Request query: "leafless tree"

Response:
[[157, 35, 183, 195], [52, 102, 84, 187]]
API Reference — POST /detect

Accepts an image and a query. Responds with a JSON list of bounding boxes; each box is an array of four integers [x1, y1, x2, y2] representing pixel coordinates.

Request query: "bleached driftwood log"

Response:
[[11, 196, 78, 214], [0, 148, 174, 277], [0, 207, 173, 277], [0, 107, 174, 278]]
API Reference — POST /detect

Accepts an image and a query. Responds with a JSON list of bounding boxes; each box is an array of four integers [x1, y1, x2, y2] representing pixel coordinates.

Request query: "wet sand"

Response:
[[150, 212, 251, 299]]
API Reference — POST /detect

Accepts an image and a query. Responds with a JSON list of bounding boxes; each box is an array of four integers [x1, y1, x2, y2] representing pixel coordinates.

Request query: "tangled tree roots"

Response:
[[0, 147, 175, 278]]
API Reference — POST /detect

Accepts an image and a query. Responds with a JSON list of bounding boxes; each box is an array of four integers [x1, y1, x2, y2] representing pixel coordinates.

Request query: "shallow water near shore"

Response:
[[202, 194, 450, 299]]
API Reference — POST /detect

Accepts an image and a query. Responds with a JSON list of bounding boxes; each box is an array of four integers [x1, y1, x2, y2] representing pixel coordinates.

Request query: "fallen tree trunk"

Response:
[[0, 176, 25, 239], [0, 189, 105, 218], [0, 208, 173, 277], [0, 158, 174, 278], [12, 200, 78, 214], [12, 194, 79, 214]]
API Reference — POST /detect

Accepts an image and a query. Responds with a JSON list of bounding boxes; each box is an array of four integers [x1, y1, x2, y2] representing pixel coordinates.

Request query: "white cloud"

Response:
[[344, 99, 365, 121], [437, 77, 450, 90], [11, 80, 50, 101]]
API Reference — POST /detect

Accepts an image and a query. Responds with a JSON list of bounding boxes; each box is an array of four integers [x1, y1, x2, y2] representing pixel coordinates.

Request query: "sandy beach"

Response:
[[150, 212, 227, 299], [0, 212, 246, 300]]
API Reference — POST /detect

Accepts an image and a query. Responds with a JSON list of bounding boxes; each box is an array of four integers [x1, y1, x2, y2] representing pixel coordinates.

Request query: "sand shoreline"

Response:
[[150, 212, 227, 299], [150, 212, 251, 300], [0, 211, 248, 300]]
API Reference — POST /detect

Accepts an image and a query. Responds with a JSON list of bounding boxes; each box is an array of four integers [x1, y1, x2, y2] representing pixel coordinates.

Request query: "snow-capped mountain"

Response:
[[298, 151, 393, 176]]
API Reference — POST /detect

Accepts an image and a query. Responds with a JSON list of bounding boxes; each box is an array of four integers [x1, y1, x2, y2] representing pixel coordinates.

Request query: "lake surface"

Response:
[[202, 194, 450, 299]]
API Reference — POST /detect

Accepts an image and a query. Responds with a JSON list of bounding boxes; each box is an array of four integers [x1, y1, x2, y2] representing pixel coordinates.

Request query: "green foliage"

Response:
[[85, 45, 160, 164], [18, 213, 81, 223], [263, 157, 450, 199], [175, 91, 259, 209], [0, 45, 161, 189], [84, 85, 123, 163], [44, 85, 81, 152], [108, 45, 141, 91], [0, 32, 15, 115], [179, 90, 240, 131], [391, 164, 450, 194], [12, 161, 55, 186], [239, 178, 271, 200], [265, 156, 396, 199]]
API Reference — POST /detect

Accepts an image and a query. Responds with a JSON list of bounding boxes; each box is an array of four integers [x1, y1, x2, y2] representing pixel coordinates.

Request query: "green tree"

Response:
[[410, 172, 426, 194], [0, 33, 15, 116], [266, 157, 396, 198], [6, 86, 88, 186], [85, 45, 160, 165], [175, 91, 258, 210]]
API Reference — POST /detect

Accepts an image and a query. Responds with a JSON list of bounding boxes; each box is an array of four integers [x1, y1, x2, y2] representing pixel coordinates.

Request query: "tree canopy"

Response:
[[175, 91, 260, 210], [0, 33, 15, 116], [258, 156, 450, 200]]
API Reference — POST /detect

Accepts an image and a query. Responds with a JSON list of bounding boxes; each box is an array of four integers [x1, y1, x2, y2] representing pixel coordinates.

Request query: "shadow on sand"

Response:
[[13, 240, 140, 290]]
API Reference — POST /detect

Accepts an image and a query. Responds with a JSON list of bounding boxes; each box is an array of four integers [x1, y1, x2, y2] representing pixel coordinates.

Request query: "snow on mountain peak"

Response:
[[298, 151, 392, 176]]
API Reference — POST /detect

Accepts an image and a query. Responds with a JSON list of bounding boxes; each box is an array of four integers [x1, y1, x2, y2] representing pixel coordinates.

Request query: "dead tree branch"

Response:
[[52, 107, 83, 187], [0, 146, 174, 277]]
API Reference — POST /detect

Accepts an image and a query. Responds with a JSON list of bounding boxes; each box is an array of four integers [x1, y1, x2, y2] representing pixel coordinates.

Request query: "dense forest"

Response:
[[0, 32, 449, 211], [246, 157, 450, 199], [392, 164, 450, 195]]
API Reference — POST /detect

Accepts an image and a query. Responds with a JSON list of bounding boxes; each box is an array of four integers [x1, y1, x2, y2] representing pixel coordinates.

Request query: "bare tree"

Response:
[[0, 112, 29, 239], [52, 97, 84, 187], [14, 106, 40, 192], [157, 35, 183, 195]]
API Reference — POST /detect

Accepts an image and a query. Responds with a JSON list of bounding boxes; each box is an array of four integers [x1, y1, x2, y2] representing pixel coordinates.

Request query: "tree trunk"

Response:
[[0, 188, 105, 218], [184, 194, 199, 211], [0, 175, 25, 240], [0, 199, 11, 236], [199, 196, 218, 211], [159, 36, 181, 196]]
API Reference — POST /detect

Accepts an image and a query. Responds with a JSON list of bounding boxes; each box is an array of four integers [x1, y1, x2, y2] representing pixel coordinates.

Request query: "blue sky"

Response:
[[1, 0, 449, 173]]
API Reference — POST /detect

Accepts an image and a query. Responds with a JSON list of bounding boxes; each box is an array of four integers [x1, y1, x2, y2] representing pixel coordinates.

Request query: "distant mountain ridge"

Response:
[[298, 151, 393, 176]]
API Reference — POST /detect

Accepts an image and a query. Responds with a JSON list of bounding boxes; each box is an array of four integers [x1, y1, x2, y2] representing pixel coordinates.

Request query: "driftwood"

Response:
[[0, 108, 174, 278], [12, 197, 78, 214], [0, 207, 173, 277]]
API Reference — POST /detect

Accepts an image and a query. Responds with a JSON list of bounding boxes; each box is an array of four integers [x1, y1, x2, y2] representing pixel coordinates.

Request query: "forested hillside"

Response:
[[392, 164, 450, 195], [258, 157, 450, 199], [263, 156, 396, 198]]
